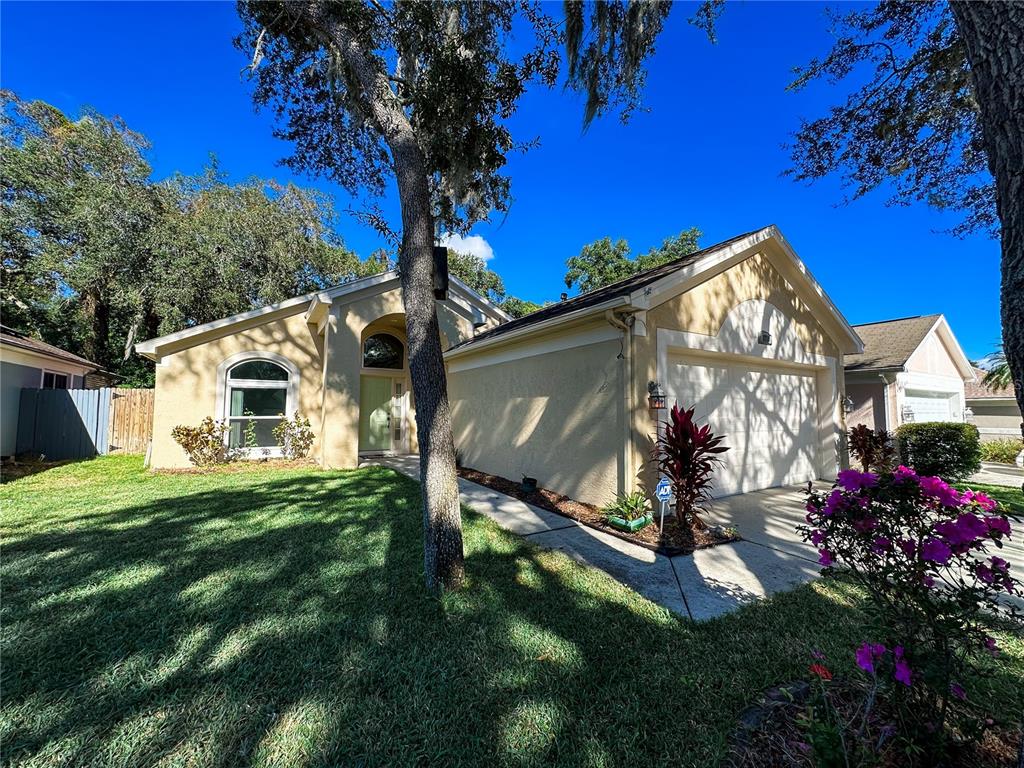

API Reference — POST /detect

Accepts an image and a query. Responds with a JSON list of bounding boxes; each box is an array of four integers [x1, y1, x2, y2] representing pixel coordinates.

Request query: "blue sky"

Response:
[[1, 1, 1001, 359]]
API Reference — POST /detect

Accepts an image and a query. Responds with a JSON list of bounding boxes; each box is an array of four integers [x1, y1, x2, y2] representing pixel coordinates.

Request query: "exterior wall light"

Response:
[[647, 381, 667, 410], [757, 330, 772, 345]]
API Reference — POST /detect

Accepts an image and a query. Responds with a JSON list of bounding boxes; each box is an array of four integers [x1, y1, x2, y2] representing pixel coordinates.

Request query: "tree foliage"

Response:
[[1, 93, 366, 385], [785, 1, 994, 237], [564, 227, 701, 293]]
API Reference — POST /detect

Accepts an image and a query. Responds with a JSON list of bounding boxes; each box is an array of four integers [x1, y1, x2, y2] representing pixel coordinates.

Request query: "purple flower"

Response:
[[893, 646, 913, 687], [837, 469, 879, 492], [811, 649, 826, 660], [986, 516, 1011, 537], [920, 537, 952, 565], [855, 641, 886, 674], [823, 490, 846, 517], [935, 513, 988, 547], [818, 549, 835, 567], [950, 682, 966, 701], [984, 636, 999, 657], [871, 536, 892, 554], [810, 529, 826, 546], [991, 556, 1010, 573], [919, 476, 962, 507], [921, 574, 935, 588], [976, 562, 994, 584], [893, 465, 918, 484], [899, 538, 917, 558], [852, 515, 879, 533]]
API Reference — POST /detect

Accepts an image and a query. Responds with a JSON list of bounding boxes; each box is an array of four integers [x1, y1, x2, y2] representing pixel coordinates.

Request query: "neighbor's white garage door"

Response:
[[903, 391, 955, 422], [667, 355, 820, 497]]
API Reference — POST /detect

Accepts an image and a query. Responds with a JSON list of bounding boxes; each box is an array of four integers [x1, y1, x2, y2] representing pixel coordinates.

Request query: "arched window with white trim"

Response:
[[218, 354, 299, 454]]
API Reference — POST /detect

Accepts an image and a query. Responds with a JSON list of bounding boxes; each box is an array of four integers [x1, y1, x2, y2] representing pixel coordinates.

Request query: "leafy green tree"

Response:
[[500, 295, 544, 319], [447, 250, 506, 305], [1, 91, 158, 370], [2, 93, 365, 386], [783, 0, 1024, 435], [238, 0, 666, 591], [146, 163, 363, 335], [564, 228, 701, 293]]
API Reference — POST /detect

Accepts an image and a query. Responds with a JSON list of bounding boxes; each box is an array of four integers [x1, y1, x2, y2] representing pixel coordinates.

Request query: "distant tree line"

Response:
[[0, 93, 550, 386], [1, 92, 386, 386]]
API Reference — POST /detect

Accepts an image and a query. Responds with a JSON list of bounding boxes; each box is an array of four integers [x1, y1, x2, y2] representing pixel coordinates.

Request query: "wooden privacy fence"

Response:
[[108, 388, 154, 454], [16, 387, 153, 461]]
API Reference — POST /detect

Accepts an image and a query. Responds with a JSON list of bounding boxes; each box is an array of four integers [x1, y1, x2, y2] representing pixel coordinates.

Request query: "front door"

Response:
[[359, 375, 393, 452]]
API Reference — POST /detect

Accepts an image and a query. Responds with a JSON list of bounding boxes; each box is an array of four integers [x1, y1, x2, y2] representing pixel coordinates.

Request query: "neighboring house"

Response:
[[843, 314, 975, 433], [139, 225, 862, 506], [0, 325, 98, 457], [966, 366, 1022, 443]]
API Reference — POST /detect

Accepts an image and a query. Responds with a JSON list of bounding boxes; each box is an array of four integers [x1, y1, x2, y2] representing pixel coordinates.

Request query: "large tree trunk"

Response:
[[81, 287, 110, 370], [950, 2, 1024, 442], [310, 6, 465, 591]]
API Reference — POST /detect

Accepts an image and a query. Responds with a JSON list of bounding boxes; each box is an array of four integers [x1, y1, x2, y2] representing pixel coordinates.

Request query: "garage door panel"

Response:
[[668, 355, 820, 497]]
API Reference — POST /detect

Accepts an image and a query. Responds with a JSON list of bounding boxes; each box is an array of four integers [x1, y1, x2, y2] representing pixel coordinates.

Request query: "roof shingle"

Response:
[[843, 315, 940, 373], [0, 325, 98, 369], [965, 366, 1016, 400]]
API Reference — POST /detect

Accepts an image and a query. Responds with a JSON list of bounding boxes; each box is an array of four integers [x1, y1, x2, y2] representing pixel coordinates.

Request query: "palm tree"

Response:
[[982, 348, 1012, 390]]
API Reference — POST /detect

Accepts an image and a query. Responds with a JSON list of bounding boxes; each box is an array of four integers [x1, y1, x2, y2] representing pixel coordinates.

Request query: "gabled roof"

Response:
[[966, 366, 1016, 401], [135, 270, 510, 361], [844, 315, 941, 373], [447, 225, 863, 357], [0, 325, 98, 369], [844, 314, 975, 380]]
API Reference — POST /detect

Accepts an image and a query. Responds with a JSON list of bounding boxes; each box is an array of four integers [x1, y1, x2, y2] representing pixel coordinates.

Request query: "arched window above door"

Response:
[[363, 333, 404, 370]]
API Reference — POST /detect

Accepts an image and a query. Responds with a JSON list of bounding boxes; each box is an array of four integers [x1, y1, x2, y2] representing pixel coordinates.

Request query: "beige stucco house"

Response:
[[966, 367, 1022, 443], [843, 314, 975, 433], [138, 225, 863, 506]]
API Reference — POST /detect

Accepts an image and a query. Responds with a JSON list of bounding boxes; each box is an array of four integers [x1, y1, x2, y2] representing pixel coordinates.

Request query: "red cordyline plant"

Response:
[[652, 403, 729, 528], [847, 423, 896, 473], [800, 466, 1022, 759]]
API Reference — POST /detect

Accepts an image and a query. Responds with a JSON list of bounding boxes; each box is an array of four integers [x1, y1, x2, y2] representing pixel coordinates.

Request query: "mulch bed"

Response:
[[727, 678, 1022, 768], [457, 466, 739, 556]]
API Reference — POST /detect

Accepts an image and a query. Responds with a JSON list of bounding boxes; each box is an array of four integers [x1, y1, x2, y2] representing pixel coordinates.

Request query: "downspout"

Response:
[[879, 373, 892, 431], [606, 309, 635, 495]]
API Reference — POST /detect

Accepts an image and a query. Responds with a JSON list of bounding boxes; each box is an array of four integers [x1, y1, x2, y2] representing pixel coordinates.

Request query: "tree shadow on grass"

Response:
[[3, 466, 1023, 767]]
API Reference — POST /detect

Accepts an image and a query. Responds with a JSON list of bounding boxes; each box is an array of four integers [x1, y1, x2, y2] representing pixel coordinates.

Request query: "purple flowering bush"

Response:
[[800, 466, 1022, 752]]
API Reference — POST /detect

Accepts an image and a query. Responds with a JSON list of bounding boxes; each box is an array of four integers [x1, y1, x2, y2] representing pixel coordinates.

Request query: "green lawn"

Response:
[[3, 457, 1022, 767]]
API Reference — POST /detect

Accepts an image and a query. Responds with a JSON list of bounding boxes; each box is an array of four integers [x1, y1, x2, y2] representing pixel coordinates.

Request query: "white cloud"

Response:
[[439, 233, 494, 262]]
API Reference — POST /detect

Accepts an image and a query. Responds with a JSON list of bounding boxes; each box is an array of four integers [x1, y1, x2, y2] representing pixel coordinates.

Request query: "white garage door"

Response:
[[667, 355, 820, 497], [904, 391, 954, 422]]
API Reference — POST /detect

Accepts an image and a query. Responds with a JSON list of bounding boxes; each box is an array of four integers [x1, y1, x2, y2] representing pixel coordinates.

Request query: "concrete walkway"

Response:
[[363, 456, 820, 621], [971, 461, 1023, 488]]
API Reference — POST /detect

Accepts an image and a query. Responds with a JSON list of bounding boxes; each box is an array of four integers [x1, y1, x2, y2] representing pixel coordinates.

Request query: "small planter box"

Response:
[[607, 513, 653, 533]]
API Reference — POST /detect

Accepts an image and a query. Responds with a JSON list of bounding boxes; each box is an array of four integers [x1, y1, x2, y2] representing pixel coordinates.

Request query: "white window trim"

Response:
[[215, 351, 301, 459], [40, 369, 70, 389]]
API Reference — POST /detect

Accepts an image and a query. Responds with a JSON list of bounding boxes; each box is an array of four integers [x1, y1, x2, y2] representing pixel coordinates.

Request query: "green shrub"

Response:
[[603, 491, 651, 522], [171, 417, 230, 467], [273, 412, 315, 459], [979, 438, 1023, 464], [895, 422, 981, 482]]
